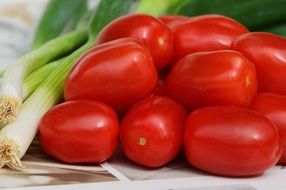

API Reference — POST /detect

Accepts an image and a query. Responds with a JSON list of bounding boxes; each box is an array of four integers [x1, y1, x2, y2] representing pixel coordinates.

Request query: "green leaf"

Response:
[[32, 0, 88, 49]]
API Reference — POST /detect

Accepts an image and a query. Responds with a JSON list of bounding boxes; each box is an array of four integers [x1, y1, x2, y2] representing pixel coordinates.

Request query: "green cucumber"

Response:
[[262, 24, 286, 37], [168, 0, 286, 30]]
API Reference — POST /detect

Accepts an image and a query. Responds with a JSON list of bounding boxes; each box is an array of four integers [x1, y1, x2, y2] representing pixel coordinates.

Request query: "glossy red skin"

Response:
[[152, 78, 166, 96], [232, 32, 286, 95], [170, 14, 249, 62], [96, 14, 173, 70], [165, 50, 257, 110], [64, 38, 158, 114], [159, 15, 189, 27], [184, 106, 281, 176], [251, 93, 286, 164], [151, 68, 170, 96], [120, 96, 187, 167], [39, 100, 119, 164]]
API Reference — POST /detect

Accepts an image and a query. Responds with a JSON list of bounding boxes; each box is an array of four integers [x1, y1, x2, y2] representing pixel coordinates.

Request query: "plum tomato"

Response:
[[184, 106, 281, 176], [64, 38, 158, 115], [251, 92, 286, 164], [165, 50, 257, 110], [39, 100, 119, 164], [170, 14, 249, 63], [96, 14, 173, 70], [120, 96, 187, 168], [232, 32, 286, 95]]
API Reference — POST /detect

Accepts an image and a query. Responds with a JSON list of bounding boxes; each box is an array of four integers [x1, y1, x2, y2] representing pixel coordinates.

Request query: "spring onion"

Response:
[[22, 60, 60, 100], [0, 60, 64, 103], [0, 29, 88, 127]]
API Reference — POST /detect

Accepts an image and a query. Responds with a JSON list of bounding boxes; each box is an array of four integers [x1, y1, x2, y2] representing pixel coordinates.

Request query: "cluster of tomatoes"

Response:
[[39, 14, 286, 177]]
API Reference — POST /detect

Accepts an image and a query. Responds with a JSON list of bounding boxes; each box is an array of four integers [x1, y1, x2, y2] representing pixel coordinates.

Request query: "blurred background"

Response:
[[0, 0, 48, 69], [0, 0, 100, 70]]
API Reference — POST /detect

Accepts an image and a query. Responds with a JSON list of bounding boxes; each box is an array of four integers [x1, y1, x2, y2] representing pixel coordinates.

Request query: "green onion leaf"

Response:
[[32, 0, 88, 49]]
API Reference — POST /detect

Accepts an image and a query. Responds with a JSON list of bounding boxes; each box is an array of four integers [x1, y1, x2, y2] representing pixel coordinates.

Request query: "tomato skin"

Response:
[[151, 78, 166, 96], [64, 38, 157, 114], [184, 106, 281, 176], [171, 14, 249, 62], [165, 50, 257, 110], [96, 14, 173, 70], [250, 93, 286, 164], [159, 15, 189, 26], [39, 100, 119, 164], [151, 68, 170, 96], [232, 32, 286, 95], [120, 96, 187, 167]]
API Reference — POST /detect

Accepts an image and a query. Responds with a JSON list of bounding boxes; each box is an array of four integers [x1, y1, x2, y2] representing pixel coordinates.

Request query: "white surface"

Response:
[[2, 139, 286, 190], [7, 166, 286, 190]]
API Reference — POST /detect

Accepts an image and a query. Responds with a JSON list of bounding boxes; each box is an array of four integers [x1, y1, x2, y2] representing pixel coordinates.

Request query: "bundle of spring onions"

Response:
[[0, 0, 179, 170]]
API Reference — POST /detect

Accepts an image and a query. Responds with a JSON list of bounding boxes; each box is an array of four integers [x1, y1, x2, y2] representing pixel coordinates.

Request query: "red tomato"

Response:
[[184, 106, 281, 176], [64, 38, 158, 114], [159, 15, 189, 26], [39, 100, 119, 164], [120, 96, 187, 167], [96, 14, 173, 70], [165, 50, 257, 110], [251, 93, 286, 165], [232, 32, 286, 95], [170, 14, 249, 62]]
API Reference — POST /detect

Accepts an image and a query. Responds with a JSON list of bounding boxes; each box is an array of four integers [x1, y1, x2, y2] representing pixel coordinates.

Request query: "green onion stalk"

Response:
[[0, 30, 88, 127], [0, 0, 178, 170], [22, 60, 60, 99], [0, 60, 63, 103]]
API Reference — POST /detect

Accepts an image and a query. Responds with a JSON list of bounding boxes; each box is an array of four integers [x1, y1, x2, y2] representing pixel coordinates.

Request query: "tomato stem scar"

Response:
[[245, 73, 250, 87], [139, 137, 147, 145], [158, 38, 164, 46]]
